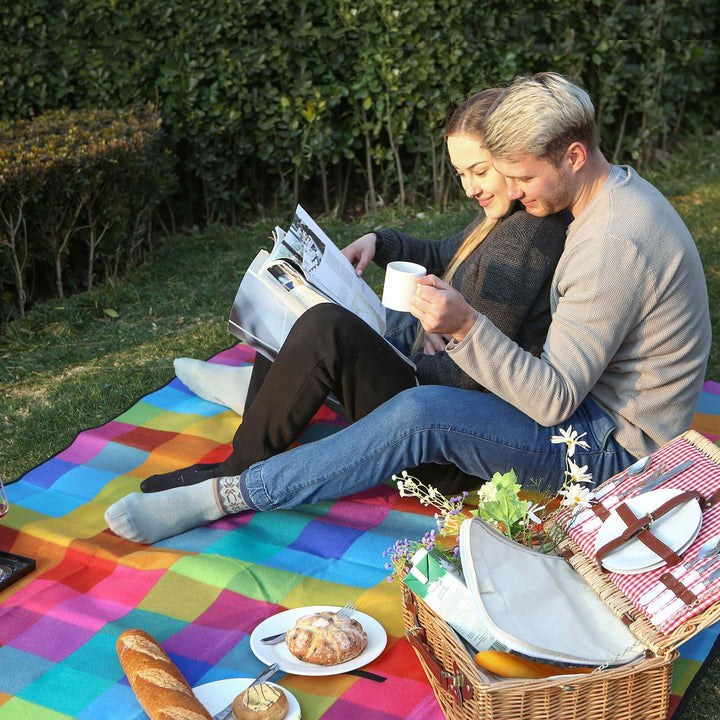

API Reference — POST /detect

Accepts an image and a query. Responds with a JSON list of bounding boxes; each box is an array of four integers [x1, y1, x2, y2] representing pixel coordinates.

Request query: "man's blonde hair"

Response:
[[483, 72, 598, 163]]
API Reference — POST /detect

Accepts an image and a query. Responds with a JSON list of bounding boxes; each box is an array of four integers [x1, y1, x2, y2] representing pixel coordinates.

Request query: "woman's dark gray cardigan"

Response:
[[373, 206, 570, 390]]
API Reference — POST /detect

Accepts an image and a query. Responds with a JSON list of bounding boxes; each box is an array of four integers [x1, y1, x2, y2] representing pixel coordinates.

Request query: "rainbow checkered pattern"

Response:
[[1, 346, 719, 719]]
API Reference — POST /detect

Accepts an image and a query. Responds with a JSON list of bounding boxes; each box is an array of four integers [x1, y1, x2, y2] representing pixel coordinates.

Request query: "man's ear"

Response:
[[565, 142, 588, 172]]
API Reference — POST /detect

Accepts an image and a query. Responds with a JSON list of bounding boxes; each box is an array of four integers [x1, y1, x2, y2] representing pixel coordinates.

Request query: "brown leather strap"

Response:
[[660, 572, 699, 606], [590, 499, 610, 521], [595, 490, 702, 566], [704, 488, 720, 510], [402, 588, 473, 706]]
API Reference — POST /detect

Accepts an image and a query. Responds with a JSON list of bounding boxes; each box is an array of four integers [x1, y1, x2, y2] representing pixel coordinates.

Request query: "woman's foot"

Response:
[[174, 358, 253, 415], [140, 462, 221, 493]]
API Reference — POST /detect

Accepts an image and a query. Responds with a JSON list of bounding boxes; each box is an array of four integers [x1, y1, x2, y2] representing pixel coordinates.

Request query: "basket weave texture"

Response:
[[399, 428, 720, 720], [402, 587, 675, 720]]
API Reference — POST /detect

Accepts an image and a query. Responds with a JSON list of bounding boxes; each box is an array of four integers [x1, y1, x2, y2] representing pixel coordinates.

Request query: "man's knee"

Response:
[[382, 385, 453, 425]]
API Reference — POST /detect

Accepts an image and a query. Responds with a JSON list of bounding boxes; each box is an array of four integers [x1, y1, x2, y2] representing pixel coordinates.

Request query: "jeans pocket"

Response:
[[577, 396, 617, 452]]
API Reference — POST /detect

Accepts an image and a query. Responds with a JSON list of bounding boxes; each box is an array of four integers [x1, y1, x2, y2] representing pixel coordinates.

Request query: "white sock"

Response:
[[174, 358, 253, 415], [104, 476, 248, 544]]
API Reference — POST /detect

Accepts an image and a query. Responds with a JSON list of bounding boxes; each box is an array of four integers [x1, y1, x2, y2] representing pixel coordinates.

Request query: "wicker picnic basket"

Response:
[[401, 429, 720, 720]]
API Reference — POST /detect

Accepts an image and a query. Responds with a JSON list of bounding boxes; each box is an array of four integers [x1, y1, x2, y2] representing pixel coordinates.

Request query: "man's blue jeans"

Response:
[[242, 383, 637, 511]]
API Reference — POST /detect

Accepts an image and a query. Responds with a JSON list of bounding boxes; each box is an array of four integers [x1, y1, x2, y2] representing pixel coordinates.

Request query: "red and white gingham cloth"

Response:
[[564, 435, 720, 635]]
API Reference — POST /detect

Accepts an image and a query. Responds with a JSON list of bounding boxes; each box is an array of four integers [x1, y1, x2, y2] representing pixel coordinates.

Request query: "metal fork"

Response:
[[615, 460, 667, 501], [260, 601, 357, 645], [639, 534, 720, 607]]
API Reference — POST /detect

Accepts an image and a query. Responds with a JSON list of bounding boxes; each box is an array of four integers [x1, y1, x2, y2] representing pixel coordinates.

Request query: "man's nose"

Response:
[[506, 182, 523, 200]]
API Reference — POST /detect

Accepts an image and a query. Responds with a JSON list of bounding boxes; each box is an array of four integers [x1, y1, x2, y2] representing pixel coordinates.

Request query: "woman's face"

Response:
[[447, 134, 512, 219]]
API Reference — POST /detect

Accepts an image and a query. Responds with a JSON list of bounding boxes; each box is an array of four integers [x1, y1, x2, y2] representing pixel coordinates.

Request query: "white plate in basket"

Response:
[[250, 605, 387, 676], [193, 677, 301, 719], [594, 488, 702, 574]]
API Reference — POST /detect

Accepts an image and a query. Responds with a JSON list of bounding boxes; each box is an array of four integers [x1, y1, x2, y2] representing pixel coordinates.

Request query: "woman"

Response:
[[105, 89, 570, 544]]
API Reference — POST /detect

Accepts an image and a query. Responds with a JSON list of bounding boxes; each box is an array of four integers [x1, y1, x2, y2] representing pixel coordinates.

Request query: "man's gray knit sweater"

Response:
[[448, 165, 712, 459]]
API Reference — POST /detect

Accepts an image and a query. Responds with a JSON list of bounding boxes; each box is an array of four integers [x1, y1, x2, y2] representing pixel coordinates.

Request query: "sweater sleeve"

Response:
[[373, 215, 482, 274], [414, 211, 568, 389], [446, 231, 647, 424]]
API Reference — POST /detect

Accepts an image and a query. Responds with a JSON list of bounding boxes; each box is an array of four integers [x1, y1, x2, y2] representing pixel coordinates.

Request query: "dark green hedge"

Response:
[[1, 0, 717, 226], [0, 107, 175, 317]]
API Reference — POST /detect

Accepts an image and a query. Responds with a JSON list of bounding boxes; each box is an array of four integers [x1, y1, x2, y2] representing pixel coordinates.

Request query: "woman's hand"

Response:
[[342, 232, 377, 276], [411, 275, 478, 343], [423, 332, 452, 355]]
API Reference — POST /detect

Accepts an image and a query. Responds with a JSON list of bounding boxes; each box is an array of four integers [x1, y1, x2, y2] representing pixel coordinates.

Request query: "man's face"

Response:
[[492, 153, 575, 217]]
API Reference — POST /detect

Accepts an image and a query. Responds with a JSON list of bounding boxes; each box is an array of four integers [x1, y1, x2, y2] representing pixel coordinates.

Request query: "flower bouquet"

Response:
[[384, 426, 596, 581]]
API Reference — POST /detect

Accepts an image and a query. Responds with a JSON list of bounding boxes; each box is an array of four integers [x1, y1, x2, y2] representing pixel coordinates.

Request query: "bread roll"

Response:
[[231, 683, 288, 720], [117, 628, 212, 720], [286, 611, 367, 666]]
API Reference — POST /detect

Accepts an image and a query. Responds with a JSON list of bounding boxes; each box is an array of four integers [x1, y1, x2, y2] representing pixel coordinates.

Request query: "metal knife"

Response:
[[653, 564, 720, 626], [211, 663, 280, 720], [617, 459, 695, 500], [639, 533, 720, 607]]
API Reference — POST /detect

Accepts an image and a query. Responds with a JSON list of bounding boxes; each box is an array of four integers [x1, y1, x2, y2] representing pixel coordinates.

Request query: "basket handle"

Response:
[[403, 589, 474, 706]]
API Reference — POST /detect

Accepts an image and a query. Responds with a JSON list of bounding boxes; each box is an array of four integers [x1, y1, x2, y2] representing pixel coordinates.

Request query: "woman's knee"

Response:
[[290, 304, 355, 341]]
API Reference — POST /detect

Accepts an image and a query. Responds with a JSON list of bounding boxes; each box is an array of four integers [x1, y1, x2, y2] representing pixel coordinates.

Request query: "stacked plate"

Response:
[[594, 488, 702, 574], [250, 605, 387, 676]]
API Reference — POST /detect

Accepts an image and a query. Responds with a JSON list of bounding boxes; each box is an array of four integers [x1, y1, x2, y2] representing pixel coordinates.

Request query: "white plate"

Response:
[[194, 677, 301, 719], [250, 605, 387, 676], [602, 522, 702, 575], [595, 488, 702, 574]]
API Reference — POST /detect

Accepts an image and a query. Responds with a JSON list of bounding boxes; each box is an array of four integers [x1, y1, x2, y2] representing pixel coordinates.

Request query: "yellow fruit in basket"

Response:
[[474, 651, 594, 679]]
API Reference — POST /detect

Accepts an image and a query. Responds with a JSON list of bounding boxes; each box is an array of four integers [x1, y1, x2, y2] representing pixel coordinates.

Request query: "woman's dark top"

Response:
[[373, 206, 570, 390]]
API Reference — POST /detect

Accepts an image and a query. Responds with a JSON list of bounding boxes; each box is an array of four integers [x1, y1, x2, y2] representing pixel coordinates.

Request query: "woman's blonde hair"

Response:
[[411, 88, 503, 354]]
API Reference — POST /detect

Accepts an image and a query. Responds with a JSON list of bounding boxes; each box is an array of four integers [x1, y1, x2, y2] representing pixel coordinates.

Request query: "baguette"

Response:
[[117, 628, 212, 720]]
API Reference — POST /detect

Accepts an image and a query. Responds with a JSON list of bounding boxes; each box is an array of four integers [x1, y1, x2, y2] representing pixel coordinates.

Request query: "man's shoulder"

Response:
[[576, 165, 690, 246]]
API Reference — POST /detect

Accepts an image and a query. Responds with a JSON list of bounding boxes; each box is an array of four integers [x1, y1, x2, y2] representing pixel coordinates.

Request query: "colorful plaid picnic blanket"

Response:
[[1, 345, 719, 720]]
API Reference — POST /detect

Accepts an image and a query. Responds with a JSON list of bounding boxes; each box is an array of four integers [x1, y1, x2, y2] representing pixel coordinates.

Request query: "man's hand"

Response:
[[423, 332, 452, 355], [411, 275, 478, 343], [342, 232, 377, 276]]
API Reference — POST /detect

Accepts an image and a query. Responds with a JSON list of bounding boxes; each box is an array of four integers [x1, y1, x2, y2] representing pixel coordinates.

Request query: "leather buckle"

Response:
[[639, 512, 654, 533]]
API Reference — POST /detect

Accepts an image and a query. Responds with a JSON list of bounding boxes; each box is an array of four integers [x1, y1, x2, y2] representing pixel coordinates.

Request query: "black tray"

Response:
[[0, 550, 36, 592]]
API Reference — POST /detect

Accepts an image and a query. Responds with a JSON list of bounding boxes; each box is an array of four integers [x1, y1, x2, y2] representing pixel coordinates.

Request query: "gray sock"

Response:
[[105, 474, 249, 544]]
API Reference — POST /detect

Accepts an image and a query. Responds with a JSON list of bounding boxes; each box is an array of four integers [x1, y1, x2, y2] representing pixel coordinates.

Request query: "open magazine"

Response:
[[228, 205, 415, 369]]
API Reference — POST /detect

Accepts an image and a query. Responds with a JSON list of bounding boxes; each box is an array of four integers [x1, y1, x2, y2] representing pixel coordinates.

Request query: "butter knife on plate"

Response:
[[211, 663, 279, 720]]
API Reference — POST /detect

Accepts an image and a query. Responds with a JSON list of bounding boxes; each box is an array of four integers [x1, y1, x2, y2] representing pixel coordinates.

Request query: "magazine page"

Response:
[[227, 252, 297, 360], [262, 259, 331, 315], [267, 205, 386, 335]]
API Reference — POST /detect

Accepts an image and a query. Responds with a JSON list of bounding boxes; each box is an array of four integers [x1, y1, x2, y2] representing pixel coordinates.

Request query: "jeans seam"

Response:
[[253, 425, 569, 508]]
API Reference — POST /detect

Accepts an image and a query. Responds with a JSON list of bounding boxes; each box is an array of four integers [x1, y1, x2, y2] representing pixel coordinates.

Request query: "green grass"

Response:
[[1, 131, 719, 718]]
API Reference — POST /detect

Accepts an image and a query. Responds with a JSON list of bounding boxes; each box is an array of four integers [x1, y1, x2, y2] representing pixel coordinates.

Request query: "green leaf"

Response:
[[103, 308, 120, 318]]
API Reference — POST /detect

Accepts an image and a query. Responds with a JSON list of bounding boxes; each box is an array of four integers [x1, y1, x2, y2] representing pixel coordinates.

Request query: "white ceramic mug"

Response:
[[381, 261, 427, 312]]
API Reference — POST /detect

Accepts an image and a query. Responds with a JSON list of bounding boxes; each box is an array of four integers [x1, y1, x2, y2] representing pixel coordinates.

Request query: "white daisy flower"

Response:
[[550, 425, 591, 457], [560, 482, 593, 510], [565, 458, 593, 485]]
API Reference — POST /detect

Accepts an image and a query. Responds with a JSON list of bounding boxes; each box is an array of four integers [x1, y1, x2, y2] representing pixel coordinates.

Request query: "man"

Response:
[[425, 72, 711, 463], [106, 73, 711, 543]]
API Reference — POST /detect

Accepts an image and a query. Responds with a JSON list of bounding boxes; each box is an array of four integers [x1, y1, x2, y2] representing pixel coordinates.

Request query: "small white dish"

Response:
[[595, 488, 702, 574], [193, 677, 301, 719], [250, 605, 387, 676]]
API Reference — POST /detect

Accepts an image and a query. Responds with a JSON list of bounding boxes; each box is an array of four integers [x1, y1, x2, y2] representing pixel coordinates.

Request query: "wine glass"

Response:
[[0, 475, 8, 519], [0, 476, 10, 583]]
